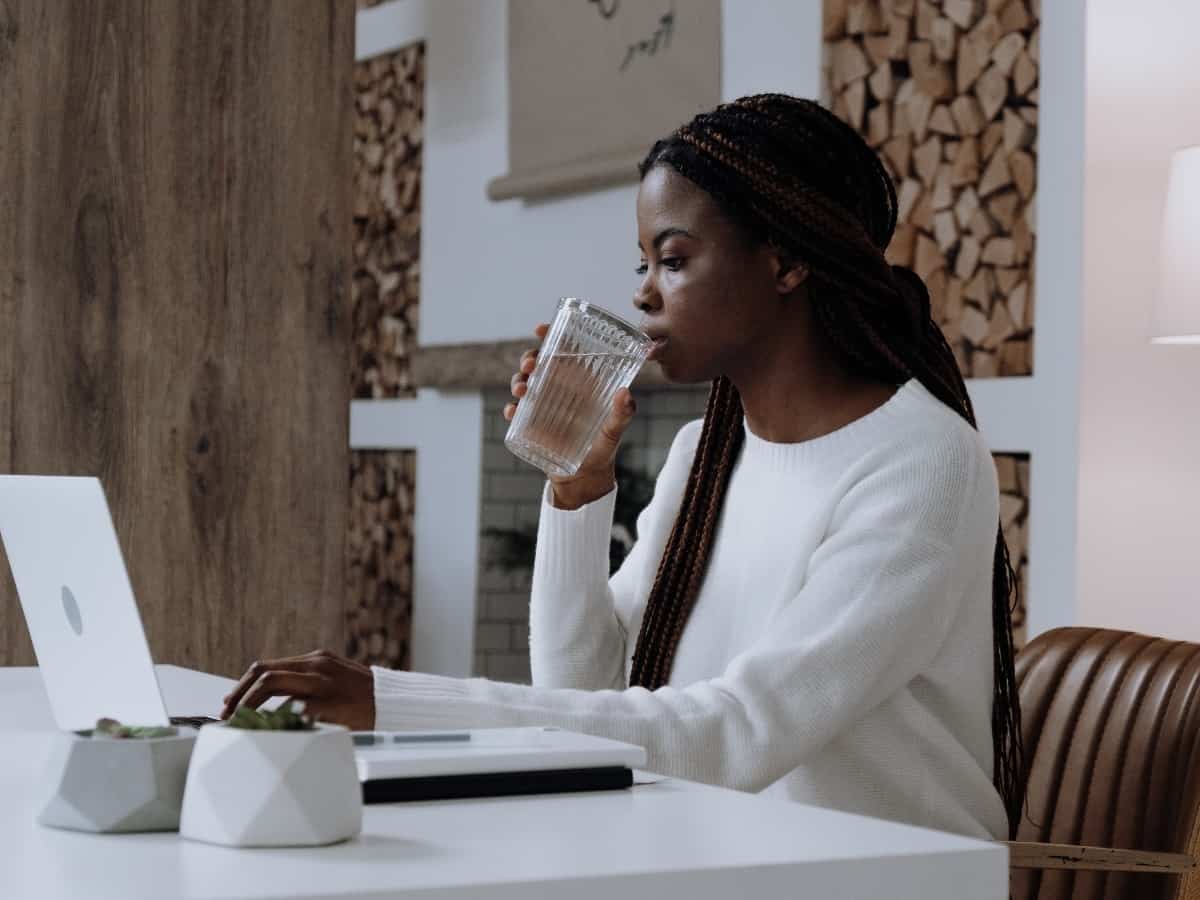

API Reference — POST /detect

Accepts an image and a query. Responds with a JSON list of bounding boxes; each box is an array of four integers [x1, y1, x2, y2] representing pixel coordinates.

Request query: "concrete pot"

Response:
[[37, 729, 197, 833], [179, 722, 362, 847]]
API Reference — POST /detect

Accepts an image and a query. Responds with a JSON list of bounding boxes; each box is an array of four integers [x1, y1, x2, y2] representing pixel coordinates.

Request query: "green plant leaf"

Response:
[[92, 718, 177, 739], [226, 700, 314, 731]]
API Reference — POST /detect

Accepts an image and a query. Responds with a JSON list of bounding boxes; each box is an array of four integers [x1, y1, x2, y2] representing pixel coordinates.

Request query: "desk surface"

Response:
[[0, 666, 1006, 900]]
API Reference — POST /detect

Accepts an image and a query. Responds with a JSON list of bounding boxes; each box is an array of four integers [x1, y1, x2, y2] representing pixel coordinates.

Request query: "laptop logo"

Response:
[[61, 586, 83, 636]]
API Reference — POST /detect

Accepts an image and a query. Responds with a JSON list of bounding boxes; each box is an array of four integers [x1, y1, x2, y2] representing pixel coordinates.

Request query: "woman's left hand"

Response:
[[220, 650, 375, 730]]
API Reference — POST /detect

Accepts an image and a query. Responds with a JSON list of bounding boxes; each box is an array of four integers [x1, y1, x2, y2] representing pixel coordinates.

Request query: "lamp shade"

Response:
[[1152, 145, 1200, 344]]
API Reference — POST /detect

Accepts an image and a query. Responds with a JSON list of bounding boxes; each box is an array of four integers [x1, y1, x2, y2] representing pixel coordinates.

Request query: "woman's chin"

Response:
[[652, 359, 709, 386], [651, 358, 682, 383]]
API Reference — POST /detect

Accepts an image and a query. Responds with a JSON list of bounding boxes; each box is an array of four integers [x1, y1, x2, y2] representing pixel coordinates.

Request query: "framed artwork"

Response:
[[489, 0, 721, 202]]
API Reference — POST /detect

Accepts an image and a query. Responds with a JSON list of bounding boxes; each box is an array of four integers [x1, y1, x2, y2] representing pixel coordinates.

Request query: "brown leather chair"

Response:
[[1006, 627, 1200, 899]]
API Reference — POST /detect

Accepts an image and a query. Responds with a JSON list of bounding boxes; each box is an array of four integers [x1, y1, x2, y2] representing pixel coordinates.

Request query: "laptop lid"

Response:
[[0, 476, 170, 731]]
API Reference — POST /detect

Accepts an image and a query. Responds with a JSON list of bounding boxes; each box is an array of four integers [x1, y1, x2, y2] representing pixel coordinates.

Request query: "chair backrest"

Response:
[[1012, 627, 1200, 900]]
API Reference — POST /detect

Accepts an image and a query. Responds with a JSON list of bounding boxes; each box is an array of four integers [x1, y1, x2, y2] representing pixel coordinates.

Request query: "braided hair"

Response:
[[628, 93, 1025, 839]]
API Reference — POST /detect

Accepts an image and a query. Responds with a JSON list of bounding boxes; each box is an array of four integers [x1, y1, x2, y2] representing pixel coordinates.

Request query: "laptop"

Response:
[[354, 727, 645, 802], [0, 475, 646, 800]]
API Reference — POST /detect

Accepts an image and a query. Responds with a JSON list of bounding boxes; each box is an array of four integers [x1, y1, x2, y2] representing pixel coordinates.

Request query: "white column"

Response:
[[350, 391, 484, 677]]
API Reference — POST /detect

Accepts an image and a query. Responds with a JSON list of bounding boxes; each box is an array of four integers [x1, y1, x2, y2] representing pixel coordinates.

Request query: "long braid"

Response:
[[630, 377, 743, 687], [628, 94, 1026, 839]]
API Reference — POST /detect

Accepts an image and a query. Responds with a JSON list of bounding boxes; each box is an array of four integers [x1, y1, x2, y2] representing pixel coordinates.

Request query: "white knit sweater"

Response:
[[373, 379, 1008, 839]]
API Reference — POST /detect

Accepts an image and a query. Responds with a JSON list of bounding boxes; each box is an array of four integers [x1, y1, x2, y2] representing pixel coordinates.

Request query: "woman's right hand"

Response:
[[504, 323, 639, 511]]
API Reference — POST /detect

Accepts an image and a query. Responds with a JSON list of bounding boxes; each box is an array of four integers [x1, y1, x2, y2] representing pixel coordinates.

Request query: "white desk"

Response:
[[0, 666, 1007, 899]]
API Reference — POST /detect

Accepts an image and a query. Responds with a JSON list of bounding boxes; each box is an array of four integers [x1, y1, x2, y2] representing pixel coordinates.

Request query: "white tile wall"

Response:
[[474, 385, 709, 682]]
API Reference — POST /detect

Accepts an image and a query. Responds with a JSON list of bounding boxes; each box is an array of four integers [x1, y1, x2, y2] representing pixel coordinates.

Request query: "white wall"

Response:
[[349, 393, 482, 677], [356, 0, 1088, 671], [355, 2, 483, 677], [354, 0, 836, 675], [1078, 1, 1200, 641], [420, 0, 825, 346], [970, 0, 1086, 639]]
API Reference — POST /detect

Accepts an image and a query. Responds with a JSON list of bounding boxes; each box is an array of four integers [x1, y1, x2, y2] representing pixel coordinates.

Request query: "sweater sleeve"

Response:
[[375, 428, 997, 793], [524, 421, 702, 691]]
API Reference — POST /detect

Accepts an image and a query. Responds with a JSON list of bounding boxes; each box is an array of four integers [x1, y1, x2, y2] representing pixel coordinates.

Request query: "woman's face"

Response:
[[634, 165, 788, 383]]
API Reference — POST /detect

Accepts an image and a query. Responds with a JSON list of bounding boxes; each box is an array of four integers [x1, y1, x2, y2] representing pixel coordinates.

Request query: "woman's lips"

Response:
[[648, 337, 668, 360]]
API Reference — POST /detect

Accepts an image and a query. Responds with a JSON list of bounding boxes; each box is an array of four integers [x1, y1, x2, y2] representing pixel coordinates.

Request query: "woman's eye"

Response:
[[634, 258, 684, 275]]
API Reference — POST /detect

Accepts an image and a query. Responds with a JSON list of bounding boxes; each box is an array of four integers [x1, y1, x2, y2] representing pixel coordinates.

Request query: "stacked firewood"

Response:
[[824, 0, 1038, 377], [346, 450, 415, 669], [995, 452, 1030, 647], [346, 42, 424, 669], [352, 43, 424, 399]]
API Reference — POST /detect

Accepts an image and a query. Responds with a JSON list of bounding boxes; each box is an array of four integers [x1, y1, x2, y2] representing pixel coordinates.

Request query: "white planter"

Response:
[[38, 730, 197, 833], [179, 722, 362, 847]]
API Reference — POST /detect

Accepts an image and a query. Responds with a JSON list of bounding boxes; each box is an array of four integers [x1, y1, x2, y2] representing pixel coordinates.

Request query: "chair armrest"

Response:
[[1004, 841, 1196, 874]]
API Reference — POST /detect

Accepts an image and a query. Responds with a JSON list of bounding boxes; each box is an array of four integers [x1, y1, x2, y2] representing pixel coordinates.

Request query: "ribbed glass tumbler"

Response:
[[504, 298, 652, 478]]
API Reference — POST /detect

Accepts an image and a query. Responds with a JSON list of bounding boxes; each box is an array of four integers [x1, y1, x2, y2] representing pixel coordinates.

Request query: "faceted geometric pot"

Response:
[[179, 722, 361, 847], [37, 729, 197, 833]]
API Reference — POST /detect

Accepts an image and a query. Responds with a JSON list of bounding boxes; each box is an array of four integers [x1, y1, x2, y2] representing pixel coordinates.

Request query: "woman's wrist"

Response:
[[549, 473, 615, 510]]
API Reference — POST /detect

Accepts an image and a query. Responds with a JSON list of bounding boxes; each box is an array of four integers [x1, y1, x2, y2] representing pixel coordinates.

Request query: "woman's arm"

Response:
[[526, 421, 702, 691], [377, 429, 998, 791]]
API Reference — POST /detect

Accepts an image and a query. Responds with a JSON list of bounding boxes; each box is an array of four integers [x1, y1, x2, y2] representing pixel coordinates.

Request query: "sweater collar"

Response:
[[740, 379, 926, 468]]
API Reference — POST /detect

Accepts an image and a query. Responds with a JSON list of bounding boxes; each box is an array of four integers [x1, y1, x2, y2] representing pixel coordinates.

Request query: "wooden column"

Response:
[[0, 1, 354, 676]]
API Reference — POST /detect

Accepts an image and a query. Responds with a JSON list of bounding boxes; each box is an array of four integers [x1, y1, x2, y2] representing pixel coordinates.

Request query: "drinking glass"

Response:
[[504, 298, 652, 477]]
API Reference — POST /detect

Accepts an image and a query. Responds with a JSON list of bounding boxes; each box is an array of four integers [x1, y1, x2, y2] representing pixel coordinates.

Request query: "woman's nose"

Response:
[[633, 279, 660, 315]]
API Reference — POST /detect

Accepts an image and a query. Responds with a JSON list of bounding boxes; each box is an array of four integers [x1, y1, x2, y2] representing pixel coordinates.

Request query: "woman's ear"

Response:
[[771, 251, 810, 296]]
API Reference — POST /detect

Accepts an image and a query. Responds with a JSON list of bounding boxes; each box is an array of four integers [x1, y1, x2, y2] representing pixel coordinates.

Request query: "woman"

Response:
[[221, 94, 1023, 840]]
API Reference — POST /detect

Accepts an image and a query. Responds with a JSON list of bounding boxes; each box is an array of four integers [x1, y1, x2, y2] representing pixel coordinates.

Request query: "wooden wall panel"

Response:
[[0, 0, 23, 662], [0, 1, 354, 676]]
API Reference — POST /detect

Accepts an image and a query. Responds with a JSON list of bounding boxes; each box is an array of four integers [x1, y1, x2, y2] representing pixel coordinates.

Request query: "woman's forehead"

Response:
[[637, 166, 723, 228]]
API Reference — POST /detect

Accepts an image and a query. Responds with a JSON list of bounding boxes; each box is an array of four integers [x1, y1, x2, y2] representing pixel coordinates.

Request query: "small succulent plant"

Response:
[[226, 700, 314, 731], [93, 718, 179, 740]]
